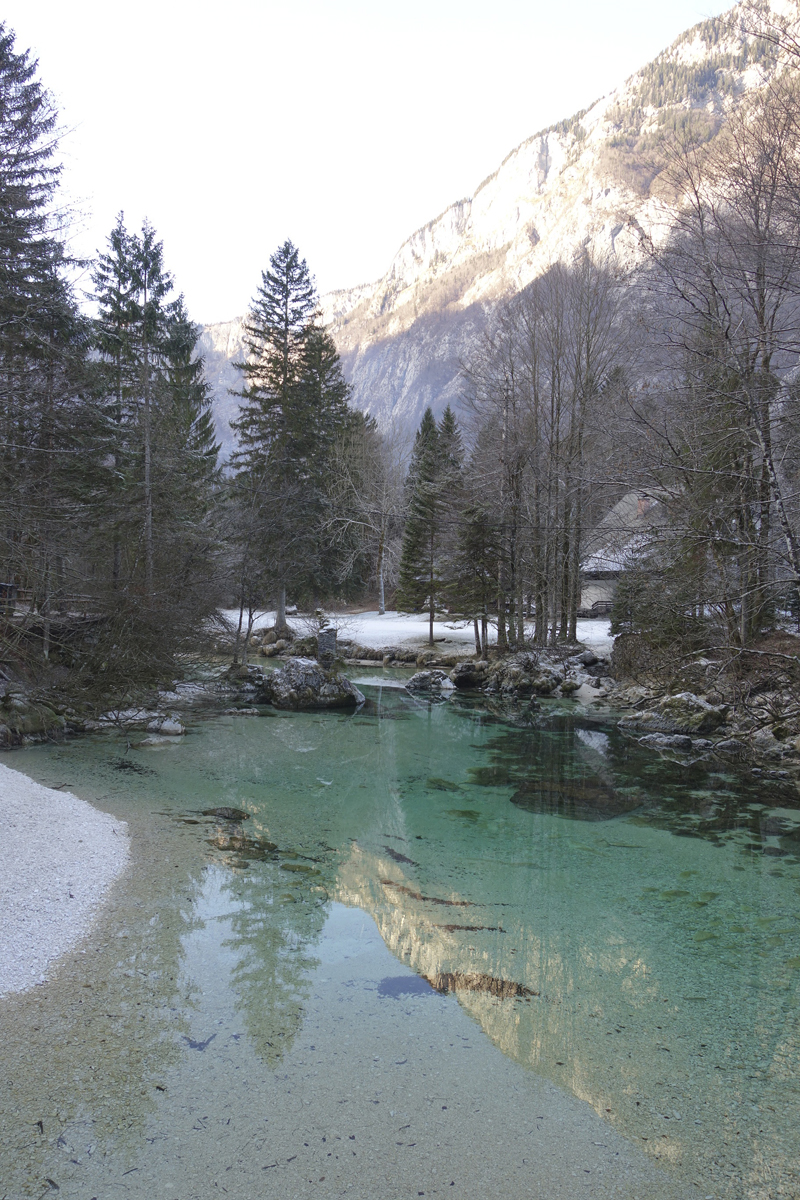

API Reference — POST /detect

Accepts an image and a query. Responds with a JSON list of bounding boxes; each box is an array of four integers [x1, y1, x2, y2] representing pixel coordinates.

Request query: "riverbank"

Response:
[[0, 762, 129, 996], [220, 608, 617, 659]]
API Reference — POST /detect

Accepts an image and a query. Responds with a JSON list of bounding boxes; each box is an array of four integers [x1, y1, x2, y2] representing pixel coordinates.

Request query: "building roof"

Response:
[[581, 492, 663, 575]]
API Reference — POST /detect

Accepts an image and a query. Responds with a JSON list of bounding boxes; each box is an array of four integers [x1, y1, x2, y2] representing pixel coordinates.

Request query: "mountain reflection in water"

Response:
[[3, 679, 798, 1199]]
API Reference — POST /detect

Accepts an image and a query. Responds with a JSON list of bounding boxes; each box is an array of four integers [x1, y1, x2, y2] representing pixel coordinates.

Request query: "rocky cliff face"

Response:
[[204, 1, 793, 448], [197, 318, 246, 461]]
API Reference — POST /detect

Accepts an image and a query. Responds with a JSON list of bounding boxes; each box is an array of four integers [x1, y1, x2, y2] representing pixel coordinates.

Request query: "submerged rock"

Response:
[[510, 777, 640, 821], [423, 971, 537, 999], [257, 657, 364, 710]]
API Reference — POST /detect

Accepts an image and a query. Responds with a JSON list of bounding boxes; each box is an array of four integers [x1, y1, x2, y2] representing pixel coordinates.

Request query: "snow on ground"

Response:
[[572, 618, 616, 658], [220, 608, 615, 658]]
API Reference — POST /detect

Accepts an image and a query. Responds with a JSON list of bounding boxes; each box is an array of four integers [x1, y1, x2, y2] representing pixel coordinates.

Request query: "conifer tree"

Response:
[[231, 240, 353, 631], [89, 218, 222, 681], [0, 23, 98, 661], [447, 501, 498, 656], [397, 406, 463, 643]]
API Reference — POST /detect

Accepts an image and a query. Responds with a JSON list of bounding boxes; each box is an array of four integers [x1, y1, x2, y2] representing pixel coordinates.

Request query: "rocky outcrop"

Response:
[[405, 669, 456, 697], [618, 692, 729, 736], [257, 658, 365, 710], [450, 660, 490, 689], [0, 694, 66, 747], [453, 649, 612, 702]]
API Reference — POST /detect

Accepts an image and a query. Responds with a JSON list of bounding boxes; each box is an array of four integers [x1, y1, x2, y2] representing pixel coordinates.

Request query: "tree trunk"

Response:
[[242, 606, 255, 666], [42, 593, 50, 662], [473, 617, 482, 656], [496, 592, 506, 650], [276, 585, 287, 633], [142, 282, 154, 602], [232, 588, 245, 665], [377, 529, 386, 615], [429, 528, 435, 644], [569, 493, 582, 643]]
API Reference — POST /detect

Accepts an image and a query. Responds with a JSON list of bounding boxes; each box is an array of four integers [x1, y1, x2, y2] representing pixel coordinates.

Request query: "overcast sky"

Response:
[[5, 0, 730, 324]]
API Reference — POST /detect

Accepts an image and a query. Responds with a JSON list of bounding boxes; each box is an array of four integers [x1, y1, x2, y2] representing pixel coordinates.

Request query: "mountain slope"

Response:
[[205, 1, 793, 444]]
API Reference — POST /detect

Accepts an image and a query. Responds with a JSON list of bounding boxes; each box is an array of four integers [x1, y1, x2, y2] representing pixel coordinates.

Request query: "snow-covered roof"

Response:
[[581, 492, 663, 575]]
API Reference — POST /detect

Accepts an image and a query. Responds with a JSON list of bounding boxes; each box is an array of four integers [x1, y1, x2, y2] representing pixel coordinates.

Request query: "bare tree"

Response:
[[323, 419, 406, 613], [463, 254, 626, 646], [635, 75, 800, 645]]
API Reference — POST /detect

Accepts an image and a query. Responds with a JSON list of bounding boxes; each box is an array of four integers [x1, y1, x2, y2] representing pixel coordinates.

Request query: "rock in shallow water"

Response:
[[619, 692, 728, 735], [510, 777, 641, 821], [257, 657, 364, 710], [406, 669, 456, 696]]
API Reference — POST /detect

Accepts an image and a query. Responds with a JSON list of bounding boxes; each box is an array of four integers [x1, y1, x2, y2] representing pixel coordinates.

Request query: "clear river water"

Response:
[[1, 673, 798, 1199]]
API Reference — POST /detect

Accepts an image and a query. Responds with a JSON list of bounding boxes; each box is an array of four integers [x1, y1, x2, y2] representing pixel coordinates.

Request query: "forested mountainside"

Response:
[[204, 0, 792, 443]]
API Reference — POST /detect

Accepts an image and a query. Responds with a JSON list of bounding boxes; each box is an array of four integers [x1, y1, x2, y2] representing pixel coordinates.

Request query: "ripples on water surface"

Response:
[[2, 677, 799, 1198]]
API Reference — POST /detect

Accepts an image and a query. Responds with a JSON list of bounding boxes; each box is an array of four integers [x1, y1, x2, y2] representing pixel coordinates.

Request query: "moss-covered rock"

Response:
[[0, 694, 66, 745], [619, 691, 728, 735]]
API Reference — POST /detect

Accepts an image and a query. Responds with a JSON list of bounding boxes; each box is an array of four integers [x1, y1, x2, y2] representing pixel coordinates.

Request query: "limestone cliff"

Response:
[[204, 1, 796, 448]]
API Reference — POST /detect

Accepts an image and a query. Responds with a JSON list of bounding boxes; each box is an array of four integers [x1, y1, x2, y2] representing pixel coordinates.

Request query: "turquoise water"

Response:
[[2, 678, 799, 1198]]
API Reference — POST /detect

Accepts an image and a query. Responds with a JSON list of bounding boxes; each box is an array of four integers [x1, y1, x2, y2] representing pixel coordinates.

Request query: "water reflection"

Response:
[[4, 682, 799, 1198]]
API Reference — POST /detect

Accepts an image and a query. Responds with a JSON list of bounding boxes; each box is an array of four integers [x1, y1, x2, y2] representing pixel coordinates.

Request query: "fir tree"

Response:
[[0, 23, 98, 662], [397, 406, 463, 643], [442, 498, 497, 656], [89, 218, 222, 682], [233, 240, 317, 464], [231, 240, 353, 631]]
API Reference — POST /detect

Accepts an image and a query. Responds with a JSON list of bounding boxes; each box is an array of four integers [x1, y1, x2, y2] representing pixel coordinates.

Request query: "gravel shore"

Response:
[[0, 761, 129, 997]]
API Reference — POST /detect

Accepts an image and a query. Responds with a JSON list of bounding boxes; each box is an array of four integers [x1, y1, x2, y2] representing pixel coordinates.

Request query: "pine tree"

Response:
[[397, 407, 464, 643], [89, 218, 222, 683], [233, 240, 317, 464], [231, 240, 353, 631], [92, 215, 177, 600], [0, 23, 98, 663], [446, 501, 498, 656], [0, 23, 62, 366]]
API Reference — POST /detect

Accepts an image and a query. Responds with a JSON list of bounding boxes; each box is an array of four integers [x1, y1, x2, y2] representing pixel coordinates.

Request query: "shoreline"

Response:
[[0, 761, 129, 997]]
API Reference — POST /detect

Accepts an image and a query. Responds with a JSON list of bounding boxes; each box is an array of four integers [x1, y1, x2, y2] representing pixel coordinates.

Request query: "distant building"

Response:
[[578, 493, 663, 616]]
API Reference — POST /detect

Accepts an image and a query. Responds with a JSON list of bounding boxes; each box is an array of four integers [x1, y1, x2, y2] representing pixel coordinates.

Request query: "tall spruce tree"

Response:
[[397, 406, 463, 643], [231, 240, 352, 633], [89, 218, 222, 683], [0, 23, 100, 664]]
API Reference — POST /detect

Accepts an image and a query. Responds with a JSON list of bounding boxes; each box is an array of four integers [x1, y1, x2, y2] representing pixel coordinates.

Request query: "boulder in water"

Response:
[[0, 694, 66, 745], [449, 661, 489, 689], [258, 657, 364, 710], [406, 669, 456, 696], [619, 692, 728, 735]]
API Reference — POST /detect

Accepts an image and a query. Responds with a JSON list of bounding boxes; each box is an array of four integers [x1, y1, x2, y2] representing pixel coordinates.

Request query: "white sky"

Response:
[[5, 0, 730, 324]]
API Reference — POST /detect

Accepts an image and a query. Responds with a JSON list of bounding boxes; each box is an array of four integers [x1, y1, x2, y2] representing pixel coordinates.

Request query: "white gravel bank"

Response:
[[0, 762, 129, 997]]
